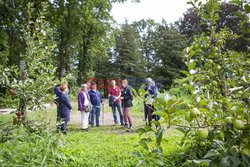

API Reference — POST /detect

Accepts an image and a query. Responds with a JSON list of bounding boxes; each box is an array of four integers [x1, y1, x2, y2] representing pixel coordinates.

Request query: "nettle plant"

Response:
[[134, 0, 249, 166], [12, 3, 57, 122]]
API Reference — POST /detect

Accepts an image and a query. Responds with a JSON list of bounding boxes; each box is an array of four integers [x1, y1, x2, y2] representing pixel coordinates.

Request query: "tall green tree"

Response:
[[133, 19, 158, 73], [114, 22, 145, 79], [178, 2, 250, 52], [49, 0, 78, 79], [153, 21, 187, 87], [0, 0, 48, 67], [75, 0, 114, 85]]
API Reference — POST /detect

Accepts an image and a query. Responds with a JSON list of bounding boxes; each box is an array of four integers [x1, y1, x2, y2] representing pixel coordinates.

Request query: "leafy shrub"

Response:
[[133, 1, 250, 166], [0, 93, 18, 108], [0, 123, 70, 166]]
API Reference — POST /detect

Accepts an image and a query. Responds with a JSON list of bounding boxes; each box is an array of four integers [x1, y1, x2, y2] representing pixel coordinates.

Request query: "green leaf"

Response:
[[137, 128, 146, 136], [139, 140, 149, 150], [176, 127, 187, 134], [155, 97, 167, 109], [138, 88, 146, 97], [188, 61, 196, 70], [244, 4, 250, 14], [204, 149, 220, 159], [156, 128, 164, 146], [152, 111, 167, 118]]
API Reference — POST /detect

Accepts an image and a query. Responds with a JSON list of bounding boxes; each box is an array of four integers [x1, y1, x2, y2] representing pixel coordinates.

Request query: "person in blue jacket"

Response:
[[88, 83, 103, 127], [54, 83, 69, 122], [144, 78, 159, 126], [57, 83, 72, 134]]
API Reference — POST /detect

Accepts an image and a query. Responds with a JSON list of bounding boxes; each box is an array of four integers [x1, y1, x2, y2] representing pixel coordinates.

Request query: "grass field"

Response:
[[0, 99, 186, 166]]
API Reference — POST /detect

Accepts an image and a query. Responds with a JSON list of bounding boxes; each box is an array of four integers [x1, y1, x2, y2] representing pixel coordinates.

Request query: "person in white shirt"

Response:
[[78, 84, 92, 131]]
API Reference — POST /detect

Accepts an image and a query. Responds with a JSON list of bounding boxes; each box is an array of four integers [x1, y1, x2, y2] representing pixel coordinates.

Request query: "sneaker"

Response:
[[114, 122, 118, 125], [124, 124, 128, 128], [121, 123, 124, 126], [83, 128, 89, 132], [129, 124, 132, 129]]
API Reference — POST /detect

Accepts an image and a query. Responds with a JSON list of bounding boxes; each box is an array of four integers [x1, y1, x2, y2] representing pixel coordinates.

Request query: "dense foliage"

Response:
[[133, 0, 250, 166], [0, 0, 249, 166]]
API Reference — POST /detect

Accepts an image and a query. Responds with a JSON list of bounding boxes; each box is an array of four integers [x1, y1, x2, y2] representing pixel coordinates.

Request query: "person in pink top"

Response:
[[108, 80, 124, 126]]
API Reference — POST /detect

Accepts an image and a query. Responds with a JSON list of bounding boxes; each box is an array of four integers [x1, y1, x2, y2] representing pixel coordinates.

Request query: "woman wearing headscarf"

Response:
[[144, 78, 159, 126]]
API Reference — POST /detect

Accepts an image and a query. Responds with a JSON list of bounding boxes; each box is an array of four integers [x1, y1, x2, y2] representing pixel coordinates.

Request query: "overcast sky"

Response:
[[111, 0, 194, 24]]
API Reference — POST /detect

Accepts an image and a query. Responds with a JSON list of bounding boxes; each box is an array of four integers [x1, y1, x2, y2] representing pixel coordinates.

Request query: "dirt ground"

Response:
[[68, 99, 144, 132]]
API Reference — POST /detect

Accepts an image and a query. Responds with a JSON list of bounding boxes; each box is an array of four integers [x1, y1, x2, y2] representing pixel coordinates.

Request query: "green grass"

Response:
[[63, 125, 140, 166], [0, 98, 187, 166], [0, 114, 13, 127]]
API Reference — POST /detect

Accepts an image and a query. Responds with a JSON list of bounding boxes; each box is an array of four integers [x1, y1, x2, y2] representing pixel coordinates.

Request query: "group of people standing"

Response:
[[54, 78, 158, 134]]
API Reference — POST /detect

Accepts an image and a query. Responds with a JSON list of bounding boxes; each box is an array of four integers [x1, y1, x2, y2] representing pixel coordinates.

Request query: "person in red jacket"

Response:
[[108, 80, 124, 126]]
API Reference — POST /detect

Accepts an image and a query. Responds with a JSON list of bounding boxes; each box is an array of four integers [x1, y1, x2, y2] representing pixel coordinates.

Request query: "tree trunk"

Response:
[[58, 1, 71, 79], [19, 60, 27, 121], [58, 33, 67, 79], [78, 41, 88, 85]]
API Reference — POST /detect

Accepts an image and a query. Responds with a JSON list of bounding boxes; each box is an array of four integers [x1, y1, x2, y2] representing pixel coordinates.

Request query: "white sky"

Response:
[[111, 0, 198, 24]]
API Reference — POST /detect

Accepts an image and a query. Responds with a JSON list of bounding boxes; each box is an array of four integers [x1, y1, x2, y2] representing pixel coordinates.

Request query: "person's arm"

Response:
[[115, 87, 121, 100], [117, 91, 121, 99], [108, 89, 111, 97], [88, 91, 93, 104], [128, 88, 133, 101], [78, 93, 84, 111], [149, 86, 158, 98], [145, 86, 150, 98], [62, 95, 72, 110], [98, 91, 103, 103]]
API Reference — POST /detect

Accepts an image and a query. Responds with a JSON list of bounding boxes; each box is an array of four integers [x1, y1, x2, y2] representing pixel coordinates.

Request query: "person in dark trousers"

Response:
[[88, 83, 103, 127], [54, 83, 69, 122], [57, 83, 72, 134], [108, 80, 124, 126], [121, 79, 133, 129], [86, 82, 92, 125], [144, 78, 158, 126]]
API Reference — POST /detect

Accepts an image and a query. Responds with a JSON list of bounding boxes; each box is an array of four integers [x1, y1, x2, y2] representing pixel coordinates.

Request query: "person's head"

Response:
[[91, 83, 97, 90], [146, 78, 153, 87], [86, 82, 91, 89], [60, 83, 67, 93], [111, 80, 116, 87], [122, 79, 128, 88], [81, 84, 88, 92]]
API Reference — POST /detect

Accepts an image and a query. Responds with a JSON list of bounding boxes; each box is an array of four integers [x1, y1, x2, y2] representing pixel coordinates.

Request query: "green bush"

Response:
[[0, 93, 18, 108], [0, 124, 70, 166]]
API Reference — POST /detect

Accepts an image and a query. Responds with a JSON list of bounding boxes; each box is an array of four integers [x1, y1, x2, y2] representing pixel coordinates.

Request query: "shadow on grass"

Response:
[[66, 123, 142, 135]]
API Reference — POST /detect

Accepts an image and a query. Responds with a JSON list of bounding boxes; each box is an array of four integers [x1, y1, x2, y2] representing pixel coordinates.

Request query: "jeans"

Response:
[[111, 103, 124, 124], [91, 106, 101, 126], [88, 113, 91, 124]]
